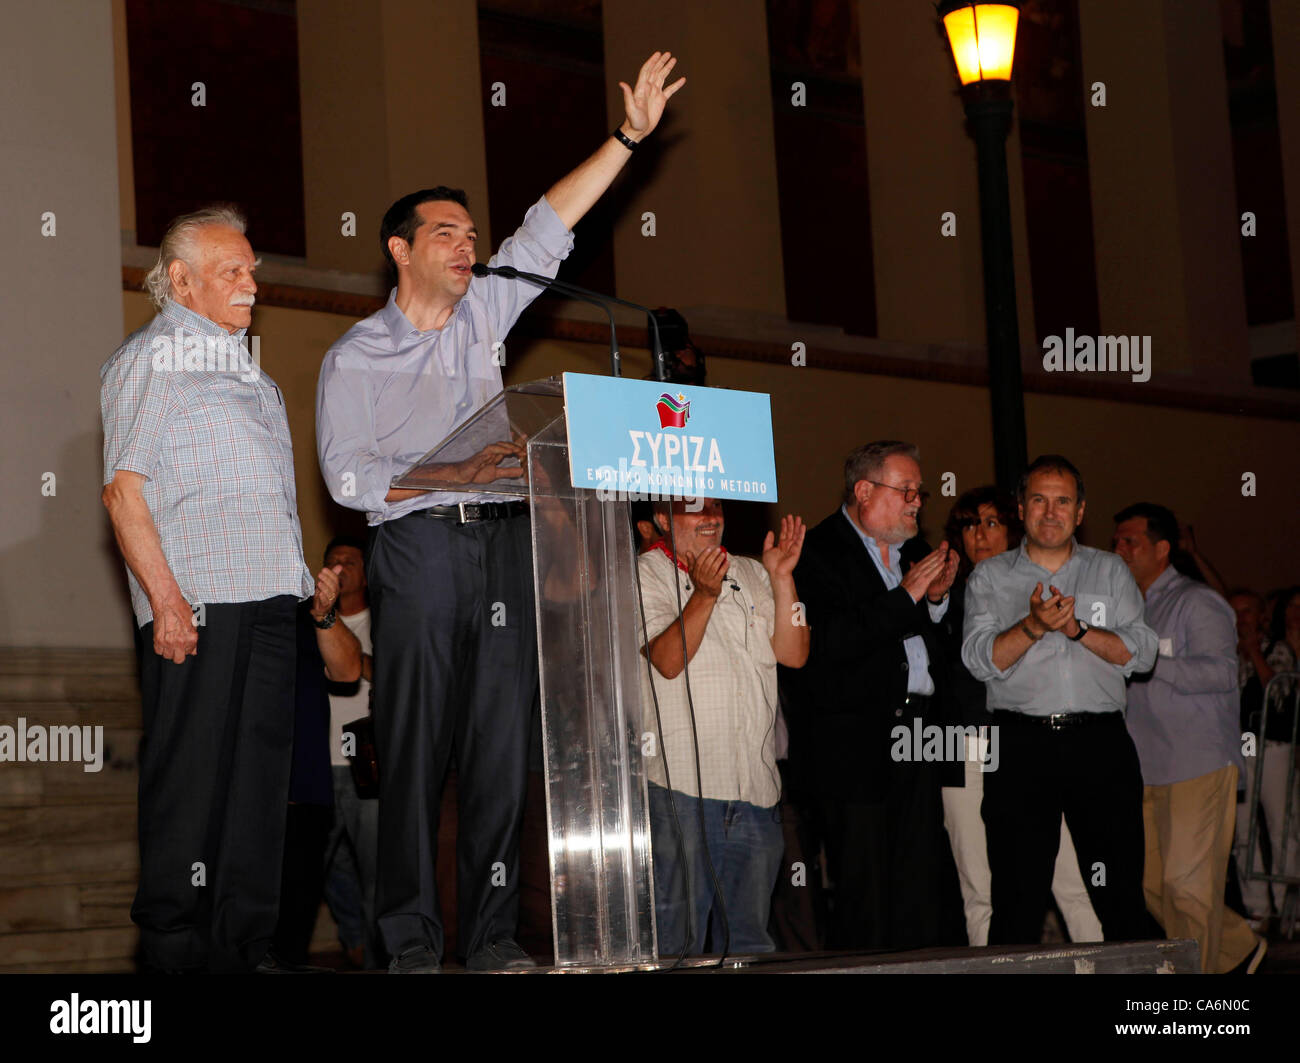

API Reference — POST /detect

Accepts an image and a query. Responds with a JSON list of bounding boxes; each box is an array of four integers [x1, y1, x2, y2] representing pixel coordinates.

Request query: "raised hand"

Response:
[[685, 546, 730, 599], [762, 515, 805, 581], [312, 564, 343, 620], [620, 51, 687, 139]]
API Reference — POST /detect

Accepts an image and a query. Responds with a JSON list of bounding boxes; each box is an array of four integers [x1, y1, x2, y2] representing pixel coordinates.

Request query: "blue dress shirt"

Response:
[[316, 196, 575, 524], [1125, 565, 1243, 786]]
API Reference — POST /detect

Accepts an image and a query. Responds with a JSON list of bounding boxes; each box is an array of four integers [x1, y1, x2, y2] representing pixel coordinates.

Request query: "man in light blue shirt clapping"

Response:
[[962, 455, 1157, 946]]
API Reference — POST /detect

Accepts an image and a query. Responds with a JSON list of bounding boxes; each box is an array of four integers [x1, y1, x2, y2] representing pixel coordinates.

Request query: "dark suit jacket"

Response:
[[780, 508, 950, 803]]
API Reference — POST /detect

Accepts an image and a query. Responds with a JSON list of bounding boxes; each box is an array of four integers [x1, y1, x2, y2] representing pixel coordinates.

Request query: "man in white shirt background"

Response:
[[318, 536, 379, 969]]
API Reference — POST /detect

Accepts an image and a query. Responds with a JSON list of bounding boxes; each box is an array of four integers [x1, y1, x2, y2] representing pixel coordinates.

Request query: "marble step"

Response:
[[0, 882, 135, 933], [0, 926, 138, 969]]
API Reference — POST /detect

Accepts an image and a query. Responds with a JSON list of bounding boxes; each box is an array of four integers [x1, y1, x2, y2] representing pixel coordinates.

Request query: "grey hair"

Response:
[[842, 440, 920, 504], [143, 205, 248, 309]]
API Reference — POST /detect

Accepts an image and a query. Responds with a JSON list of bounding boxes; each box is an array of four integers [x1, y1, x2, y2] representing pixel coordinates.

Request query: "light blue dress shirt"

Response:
[[840, 506, 946, 696], [316, 196, 575, 524], [961, 538, 1157, 715]]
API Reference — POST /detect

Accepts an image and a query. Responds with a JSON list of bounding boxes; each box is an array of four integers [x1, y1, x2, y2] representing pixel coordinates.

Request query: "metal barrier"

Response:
[[1243, 671, 1300, 939]]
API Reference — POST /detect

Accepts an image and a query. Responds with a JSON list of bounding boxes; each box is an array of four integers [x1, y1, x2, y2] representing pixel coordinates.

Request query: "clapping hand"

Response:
[[1029, 581, 1075, 634], [684, 547, 729, 599], [761, 515, 805, 581]]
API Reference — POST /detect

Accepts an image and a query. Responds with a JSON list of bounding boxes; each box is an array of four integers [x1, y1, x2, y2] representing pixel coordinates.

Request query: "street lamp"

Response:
[[937, 1, 1026, 493]]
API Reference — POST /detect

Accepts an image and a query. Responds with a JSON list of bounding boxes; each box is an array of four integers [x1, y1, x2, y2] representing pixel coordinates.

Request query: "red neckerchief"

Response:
[[652, 538, 726, 573], [653, 538, 689, 573]]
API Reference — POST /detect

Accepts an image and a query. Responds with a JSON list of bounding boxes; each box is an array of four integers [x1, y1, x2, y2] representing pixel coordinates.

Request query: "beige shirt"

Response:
[[637, 550, 780, 807]]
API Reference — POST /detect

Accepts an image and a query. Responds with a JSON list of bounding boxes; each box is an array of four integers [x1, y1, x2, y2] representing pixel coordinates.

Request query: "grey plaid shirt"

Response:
[[101, 300, 312, 626]]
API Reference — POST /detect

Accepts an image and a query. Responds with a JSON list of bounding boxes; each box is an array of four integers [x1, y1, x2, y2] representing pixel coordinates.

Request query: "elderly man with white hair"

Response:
[[100, 205, 314, 974]]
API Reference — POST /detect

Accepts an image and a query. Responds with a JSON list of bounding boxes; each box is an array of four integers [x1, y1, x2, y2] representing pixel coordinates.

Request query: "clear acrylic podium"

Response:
[[393, 377, 657, 967]]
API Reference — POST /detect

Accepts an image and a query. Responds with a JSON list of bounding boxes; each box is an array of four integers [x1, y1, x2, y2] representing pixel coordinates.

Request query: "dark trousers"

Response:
[[133, 595, 297, 973], [368, 512, 537, 962], [983, 711, 1150, 945], [273, 802, 332, 964], [819, 757, 965, 951], [768, 762, 827, 952]]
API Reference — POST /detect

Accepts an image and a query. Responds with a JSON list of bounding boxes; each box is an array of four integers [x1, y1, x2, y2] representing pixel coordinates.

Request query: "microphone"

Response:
[[470, 262, 667, 381], [473, 262, 621, 376], [471, 263, 518, 279], [724, 576, 741, 592]]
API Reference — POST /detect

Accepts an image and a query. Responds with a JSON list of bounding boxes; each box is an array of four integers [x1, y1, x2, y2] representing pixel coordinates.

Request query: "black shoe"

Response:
[[388, 945, 441, 974], [255, 951, 335, 974], [466, 939, 537, 971]]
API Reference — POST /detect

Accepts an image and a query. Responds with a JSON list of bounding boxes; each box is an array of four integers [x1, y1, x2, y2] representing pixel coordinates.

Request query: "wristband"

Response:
[[612, 128, 639, 151], [313, 606, 337, 630], [1019, 620, 1043, 642]]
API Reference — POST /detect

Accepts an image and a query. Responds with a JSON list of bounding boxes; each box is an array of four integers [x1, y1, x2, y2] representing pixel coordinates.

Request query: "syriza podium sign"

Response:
[[562, 372, 778, 503]]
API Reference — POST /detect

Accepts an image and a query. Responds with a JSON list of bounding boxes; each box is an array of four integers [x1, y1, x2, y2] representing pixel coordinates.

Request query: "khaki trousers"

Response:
[[1143, 764, 1258, 973]]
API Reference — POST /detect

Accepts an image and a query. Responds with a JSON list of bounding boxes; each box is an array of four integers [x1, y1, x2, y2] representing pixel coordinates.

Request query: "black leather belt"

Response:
[[991, 709, 1121, 731], [411, 501, 528, 524]]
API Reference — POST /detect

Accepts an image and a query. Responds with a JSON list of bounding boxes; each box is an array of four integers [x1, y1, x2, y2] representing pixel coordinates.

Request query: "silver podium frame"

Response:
[[393, 378, 657, 967]]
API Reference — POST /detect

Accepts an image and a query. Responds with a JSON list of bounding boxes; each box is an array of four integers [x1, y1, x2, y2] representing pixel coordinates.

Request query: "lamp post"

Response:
[[938, 1, 1026, 493]]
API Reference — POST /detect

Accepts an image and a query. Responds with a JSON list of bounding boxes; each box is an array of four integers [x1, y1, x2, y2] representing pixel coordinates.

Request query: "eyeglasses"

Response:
[[865, 480, 929, 504]]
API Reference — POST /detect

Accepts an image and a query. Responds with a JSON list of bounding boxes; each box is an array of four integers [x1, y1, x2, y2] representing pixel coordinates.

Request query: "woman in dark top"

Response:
[[938, 486, 1102, 945]]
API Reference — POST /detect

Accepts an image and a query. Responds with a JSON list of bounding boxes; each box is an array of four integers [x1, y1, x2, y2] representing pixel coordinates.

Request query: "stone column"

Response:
[[858, 0, 1036, 355], [1078, 0, 1248, 382], [0, 0, 127, 646], [1270, 0, 1300, 357], [601, 0, 787, 315], [297, 0, 492, 273]]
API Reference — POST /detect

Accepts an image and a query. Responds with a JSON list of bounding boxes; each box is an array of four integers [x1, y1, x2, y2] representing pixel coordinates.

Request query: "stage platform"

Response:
[[490, 939, 1202, 974]]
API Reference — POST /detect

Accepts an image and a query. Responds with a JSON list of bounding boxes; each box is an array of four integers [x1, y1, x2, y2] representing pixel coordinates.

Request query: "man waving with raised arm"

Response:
[[316, 52, 685, 973]]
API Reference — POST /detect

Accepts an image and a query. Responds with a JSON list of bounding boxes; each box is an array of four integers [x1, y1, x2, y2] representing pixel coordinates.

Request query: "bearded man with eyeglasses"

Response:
[[780, 440, 966, 950]]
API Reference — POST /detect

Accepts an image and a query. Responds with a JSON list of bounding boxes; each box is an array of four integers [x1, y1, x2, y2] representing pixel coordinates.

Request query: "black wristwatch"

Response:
[[1068, 619, 1089, 641], [312, 606, 337, 630]]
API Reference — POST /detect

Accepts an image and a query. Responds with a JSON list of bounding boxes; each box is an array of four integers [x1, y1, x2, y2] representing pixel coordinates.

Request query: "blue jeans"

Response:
[[648, 783, 783, 956], [323, 766, 382, 966]]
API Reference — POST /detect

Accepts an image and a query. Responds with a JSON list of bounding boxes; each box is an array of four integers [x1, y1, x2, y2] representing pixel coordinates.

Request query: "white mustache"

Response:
[[230, 296, 256, 307]]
